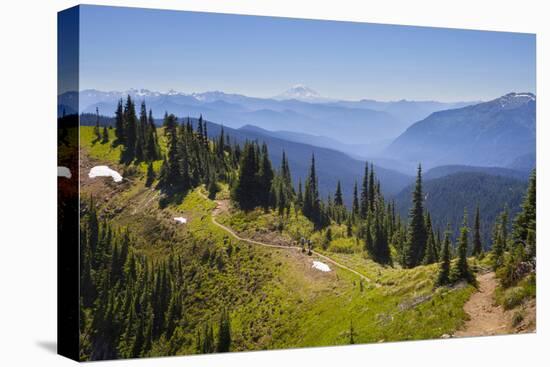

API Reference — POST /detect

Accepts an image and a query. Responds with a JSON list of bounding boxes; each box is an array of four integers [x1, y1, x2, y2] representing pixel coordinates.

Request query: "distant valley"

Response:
[[386, 93, 536, 171]]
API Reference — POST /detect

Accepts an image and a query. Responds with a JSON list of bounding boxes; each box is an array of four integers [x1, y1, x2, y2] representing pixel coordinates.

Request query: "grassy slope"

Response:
[[80, 126, 475, 353], [218, 206, 475, 343]]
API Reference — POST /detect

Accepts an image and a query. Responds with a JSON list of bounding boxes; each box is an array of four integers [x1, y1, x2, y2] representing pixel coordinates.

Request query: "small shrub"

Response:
[[512, 311, 524, 327], [502, 287, 527, 310], [122, 165, 138, 178], [496, 246, 528, 288], [328, 238, 357, 254]]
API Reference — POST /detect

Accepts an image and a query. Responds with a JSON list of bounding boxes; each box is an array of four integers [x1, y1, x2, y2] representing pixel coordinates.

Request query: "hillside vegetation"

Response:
[[76, 95, 535, 360], [79, 123, 476, 360]]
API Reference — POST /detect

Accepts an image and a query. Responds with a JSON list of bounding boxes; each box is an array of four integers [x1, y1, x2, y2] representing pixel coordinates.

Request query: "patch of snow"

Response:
[[498, 92, 536, 109], [89, 166, 123, 182], [174, 217, 187, 224], [58, 166, 72, 179], [312, 261, 331, 272], [167, 89, 181, 96], [513, 93, 535, 100]]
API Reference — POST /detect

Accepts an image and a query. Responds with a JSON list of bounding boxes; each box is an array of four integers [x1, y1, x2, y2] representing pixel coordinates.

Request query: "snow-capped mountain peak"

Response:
[[495, 92, 536, 109], [274, 84, 325, 102]]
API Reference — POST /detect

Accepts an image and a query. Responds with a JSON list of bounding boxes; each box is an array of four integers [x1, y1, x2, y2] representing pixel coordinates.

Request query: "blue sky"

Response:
[[79, 5, 535, 102]]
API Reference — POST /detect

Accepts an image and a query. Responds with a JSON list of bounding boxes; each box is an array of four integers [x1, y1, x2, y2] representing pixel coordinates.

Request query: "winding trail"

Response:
[[454, 272, 510, 337], [197, 191, 378, 286]]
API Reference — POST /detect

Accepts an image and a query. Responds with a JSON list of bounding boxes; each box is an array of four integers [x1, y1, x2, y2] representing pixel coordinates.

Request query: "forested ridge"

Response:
[[394, 172, 527, 246]]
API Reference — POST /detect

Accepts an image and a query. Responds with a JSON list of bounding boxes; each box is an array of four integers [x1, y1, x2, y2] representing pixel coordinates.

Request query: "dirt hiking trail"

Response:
[[199, 192, 379, 286], [454, 272, 510, 337]]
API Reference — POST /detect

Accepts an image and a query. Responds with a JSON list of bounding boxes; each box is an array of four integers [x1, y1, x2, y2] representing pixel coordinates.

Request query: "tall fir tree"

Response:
[[472, 205, 483, 256], [500, 206, 509, 248], [491, 219, 505, 270], [114, 99, 125, 144], [145, 162, 155, 187], [93, 107, 101, 142], [157, 114, 188, 195], [360, 163, 369, 219], [133, 102, 145, 161], [436, 225, 452, 286], [231, 142, 259, 211], [101, 125, 109, 144], [258, 143, 274, 209], [145, 109, 159, 161], [121, 95, 138, 163], [423, 212, 437, 264], [404, 164, 427, 268], [303, 154, 323, 229], [513, 169, 536, 242], [451, 209, 475, 284], [352, 181, 359, 219], [281, 151, 293, 189], [334, 181, 344, 206], [296, 178, 303, 209], [368, 163, 375, 212]]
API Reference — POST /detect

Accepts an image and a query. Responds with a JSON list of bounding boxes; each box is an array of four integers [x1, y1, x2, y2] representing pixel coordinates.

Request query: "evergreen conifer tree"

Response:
[[101, 125, 109, 144], [451, 209, 475, 284], [472, 205, 483, 256], [513, 169, 536, 242], [491, 220, 505, 270], [231, 142, 259, 211], [368, 163, 375, 212], [94, 107, 101, 142], [145, 109, 159, 161], [360, 163, 369, 219], [135, 101, 147, 161], [145, 162, 155, 187], [436, 225, 452, 286], [334, 181, 343, 206], [423, 212, 437, 264], [296, 179, 303, 209], [121, 95, 138, 163], [500, 206, 509, 248], [352, 181, 359, 219], [208, 175, 219, 200], [258, 143, 274, 209], [404, 164, 427, 268], [303, 155, 323, 229], [114, 99, 125, 144]]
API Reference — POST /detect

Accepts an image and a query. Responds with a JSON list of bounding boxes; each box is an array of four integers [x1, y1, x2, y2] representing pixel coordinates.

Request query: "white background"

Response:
[[0, 0, 548, 365]]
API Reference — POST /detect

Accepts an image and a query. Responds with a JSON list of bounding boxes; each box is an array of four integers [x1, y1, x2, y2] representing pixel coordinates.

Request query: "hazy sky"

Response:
[[79, 5, 536, 102]]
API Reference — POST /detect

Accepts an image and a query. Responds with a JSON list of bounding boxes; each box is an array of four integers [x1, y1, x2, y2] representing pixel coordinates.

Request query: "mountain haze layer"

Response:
[[386, 93, 535, 170], [61, 87, 477, 151], [189, 119, 414, 204]]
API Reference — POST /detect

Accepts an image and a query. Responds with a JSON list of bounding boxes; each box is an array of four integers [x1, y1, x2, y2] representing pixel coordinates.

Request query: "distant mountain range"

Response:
[[327, 99, 476, 126], [63, 88, 535, 175], [424, 165, 529, 181], [386, 93, 536, 170], [58, 87, 477, 151]]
